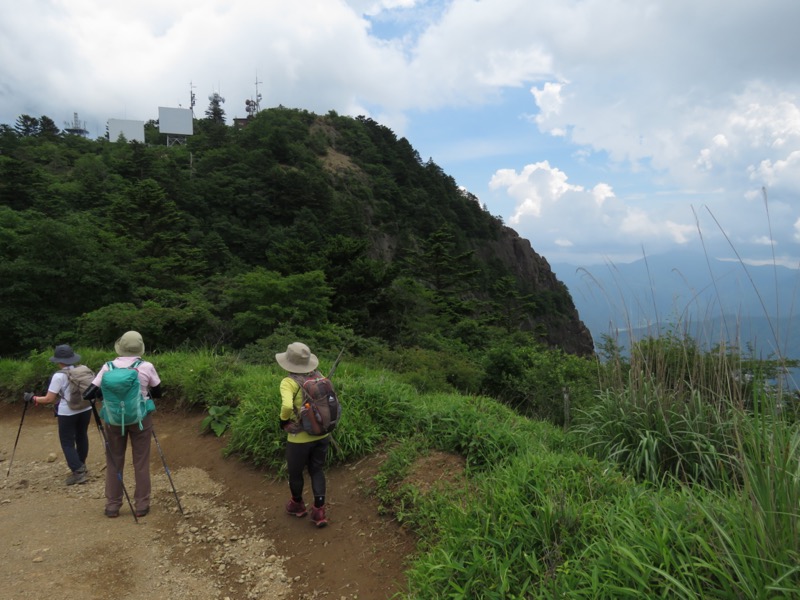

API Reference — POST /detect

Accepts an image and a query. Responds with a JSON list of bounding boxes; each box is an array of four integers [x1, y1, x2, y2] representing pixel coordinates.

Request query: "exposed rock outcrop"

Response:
[[483, 226, 594, 357]]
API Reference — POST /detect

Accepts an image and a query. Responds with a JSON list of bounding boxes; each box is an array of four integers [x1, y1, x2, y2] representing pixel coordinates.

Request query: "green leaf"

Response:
[[211, 420, 228, 437]]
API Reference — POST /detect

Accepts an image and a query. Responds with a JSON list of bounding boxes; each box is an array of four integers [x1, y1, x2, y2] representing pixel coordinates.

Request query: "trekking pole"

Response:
[[88, 400, 138, 524], [327, 345, 347, 380], [151, 428, 184, 515], [326, 347, 347, 456], [6, 394, 32, 479]]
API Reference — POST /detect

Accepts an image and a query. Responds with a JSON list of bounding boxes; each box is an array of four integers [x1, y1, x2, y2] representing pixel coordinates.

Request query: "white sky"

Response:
[[2, 0, 799, 268]]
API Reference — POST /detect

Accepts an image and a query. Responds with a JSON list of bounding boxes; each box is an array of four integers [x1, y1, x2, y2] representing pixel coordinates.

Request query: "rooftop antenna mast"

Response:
[[245, 73, 263, 118], [63, 112, 89, 137], [254, 73, 262, 113], [189, 81, 197, 116]]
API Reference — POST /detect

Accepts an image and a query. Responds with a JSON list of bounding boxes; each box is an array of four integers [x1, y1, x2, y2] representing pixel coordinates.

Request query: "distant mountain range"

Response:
[[551, 251, 800, 368]]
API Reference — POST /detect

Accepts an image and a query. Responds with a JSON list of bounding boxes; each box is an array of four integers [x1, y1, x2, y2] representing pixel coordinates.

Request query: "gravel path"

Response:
[[0, 405, 415, 600]]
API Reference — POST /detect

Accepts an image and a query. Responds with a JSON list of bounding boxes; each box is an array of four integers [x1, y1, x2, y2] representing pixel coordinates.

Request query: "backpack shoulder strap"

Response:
[[288, 373, 311, 391], [106, 361, 116, 371], [296, 370, 323, 386], [57, 367, 70, 398], [286, 374, 308, 418]]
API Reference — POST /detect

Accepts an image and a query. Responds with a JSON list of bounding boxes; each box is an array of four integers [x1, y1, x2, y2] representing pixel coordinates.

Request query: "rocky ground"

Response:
[[0, 403, 418, 600]]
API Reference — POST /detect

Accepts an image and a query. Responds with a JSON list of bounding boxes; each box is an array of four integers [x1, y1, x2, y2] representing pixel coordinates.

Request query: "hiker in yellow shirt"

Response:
[[276, 342, 331, 528]]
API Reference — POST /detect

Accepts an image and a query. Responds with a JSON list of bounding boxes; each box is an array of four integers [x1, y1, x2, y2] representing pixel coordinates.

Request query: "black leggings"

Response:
[[286, 436, 331, 500], [57, 410, 91, 472]]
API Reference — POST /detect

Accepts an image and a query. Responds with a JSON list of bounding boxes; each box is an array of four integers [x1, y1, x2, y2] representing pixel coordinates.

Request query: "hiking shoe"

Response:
[[285, 498, 307, 518], [135, 507, 150, 518], [104, 508, 120, 518], [65, 469, 88, 486], [310, 505, 328, 528]]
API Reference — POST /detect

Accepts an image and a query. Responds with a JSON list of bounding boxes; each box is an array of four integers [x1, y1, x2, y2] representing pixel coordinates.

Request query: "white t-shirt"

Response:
[[47, 367, 92, 416]]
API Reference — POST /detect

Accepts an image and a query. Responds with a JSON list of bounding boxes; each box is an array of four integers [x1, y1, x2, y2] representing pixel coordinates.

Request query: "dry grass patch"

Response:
[[402, 450, 467, 494]]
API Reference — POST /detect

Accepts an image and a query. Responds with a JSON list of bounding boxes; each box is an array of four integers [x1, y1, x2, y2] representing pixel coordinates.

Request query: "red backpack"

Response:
[[290, 370, 341, 435]]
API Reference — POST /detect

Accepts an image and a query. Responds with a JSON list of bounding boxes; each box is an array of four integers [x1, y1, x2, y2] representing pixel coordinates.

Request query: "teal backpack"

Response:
[[99, 360, 155, 434]]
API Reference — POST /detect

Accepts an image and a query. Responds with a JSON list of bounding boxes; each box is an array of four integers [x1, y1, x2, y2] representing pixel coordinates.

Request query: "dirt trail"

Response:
[[0, 403, 416, 600]]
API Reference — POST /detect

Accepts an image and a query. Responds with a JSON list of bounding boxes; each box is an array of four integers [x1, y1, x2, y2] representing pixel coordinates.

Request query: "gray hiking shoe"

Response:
[[66, 466, 88, 486]]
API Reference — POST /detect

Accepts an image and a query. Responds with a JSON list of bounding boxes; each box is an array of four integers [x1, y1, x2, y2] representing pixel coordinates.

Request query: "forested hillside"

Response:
[[0, 108, 592, 362]]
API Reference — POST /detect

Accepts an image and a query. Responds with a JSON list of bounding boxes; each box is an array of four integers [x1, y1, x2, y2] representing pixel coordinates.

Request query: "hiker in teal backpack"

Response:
[[83, 331, 162, 518], [276, 342, 331, 527], [28, 344, 93, 486]]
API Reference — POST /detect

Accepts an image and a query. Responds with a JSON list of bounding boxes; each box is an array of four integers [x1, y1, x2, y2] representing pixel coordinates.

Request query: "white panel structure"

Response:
[[158, 107, 194, 135], [108, 119, 145, 143]]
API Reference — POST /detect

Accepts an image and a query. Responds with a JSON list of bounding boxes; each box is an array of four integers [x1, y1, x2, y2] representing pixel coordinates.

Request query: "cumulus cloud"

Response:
[[479, 2, 800, 264], [347, 0, 423, 16], [749, 150, 800, 189], [618, 211, 694, 245], [1, 0, 409, 125], [491, 161, 582, 222], [489, 160, 699, 261], [531, 82, 566, 135]]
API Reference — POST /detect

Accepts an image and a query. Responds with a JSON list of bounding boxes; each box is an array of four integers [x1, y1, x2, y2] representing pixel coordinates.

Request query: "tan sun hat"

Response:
[[275, 342, 319, 373], [115, 331, 145, 357]]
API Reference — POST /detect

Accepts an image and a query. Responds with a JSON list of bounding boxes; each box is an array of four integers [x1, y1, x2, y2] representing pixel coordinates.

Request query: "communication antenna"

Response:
[[63, 112, 89, 137], [189, 81, 197, 115], [245, 73, 263, 118]]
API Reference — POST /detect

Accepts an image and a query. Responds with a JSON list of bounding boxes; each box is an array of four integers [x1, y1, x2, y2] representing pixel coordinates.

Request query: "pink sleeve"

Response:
[[91, 363, 109, 387], [137, 361, 161, 388]]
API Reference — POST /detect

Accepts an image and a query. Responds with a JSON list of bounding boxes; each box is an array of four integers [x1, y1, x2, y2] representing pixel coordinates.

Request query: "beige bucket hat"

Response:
[[275, 342, 319, 373], [115, 331, 145, 357]]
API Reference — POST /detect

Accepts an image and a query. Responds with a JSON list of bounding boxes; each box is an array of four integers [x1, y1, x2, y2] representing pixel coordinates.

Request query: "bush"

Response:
[[482, 341, 597, 425]]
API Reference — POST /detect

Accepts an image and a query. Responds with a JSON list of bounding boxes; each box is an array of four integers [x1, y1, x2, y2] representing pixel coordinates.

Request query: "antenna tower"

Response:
[[63, 112, 89, 137], [245, 73, 263, 118], [189, 81, 197, 116]]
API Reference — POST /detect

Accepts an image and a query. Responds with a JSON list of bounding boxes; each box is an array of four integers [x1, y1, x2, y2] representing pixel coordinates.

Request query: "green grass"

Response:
[[3, 338, 800, 598], [571, 379, 740, 489], [0, 347, 118, 399]]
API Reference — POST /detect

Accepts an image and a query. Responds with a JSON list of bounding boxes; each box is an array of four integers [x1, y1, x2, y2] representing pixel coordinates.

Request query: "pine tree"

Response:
[[205, 92, 226, 124]]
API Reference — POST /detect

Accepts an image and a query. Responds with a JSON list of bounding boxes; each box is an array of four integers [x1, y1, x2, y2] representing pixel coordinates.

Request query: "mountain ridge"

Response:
[[552, 251, 800, 361]]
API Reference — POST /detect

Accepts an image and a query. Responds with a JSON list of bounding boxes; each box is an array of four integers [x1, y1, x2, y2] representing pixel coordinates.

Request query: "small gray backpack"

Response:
[[59, 365, 95, 411]]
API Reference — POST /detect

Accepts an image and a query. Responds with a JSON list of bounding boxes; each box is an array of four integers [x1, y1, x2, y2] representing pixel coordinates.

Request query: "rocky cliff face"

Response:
[[482, 226, 595, 357], [320, 120, 594, 357]]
